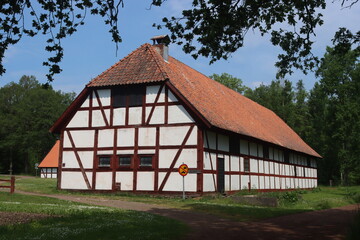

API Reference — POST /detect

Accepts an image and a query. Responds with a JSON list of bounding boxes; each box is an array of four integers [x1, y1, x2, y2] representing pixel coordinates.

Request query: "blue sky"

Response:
[[1, 1, 359, 94]]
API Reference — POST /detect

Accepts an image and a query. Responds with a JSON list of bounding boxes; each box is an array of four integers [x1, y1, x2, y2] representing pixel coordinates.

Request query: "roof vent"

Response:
[[151, 35, 170, 61]]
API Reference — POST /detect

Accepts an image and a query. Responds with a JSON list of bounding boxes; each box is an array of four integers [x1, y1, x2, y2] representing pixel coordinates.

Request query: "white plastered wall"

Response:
[[137, 172, 154, 191], [159, 172, 197, 192], [115, 172, 133, 191], [117, 128, 135, 147], [113, 108, 126, 126], [138, 127, 156, 146], [62, 151, 93, 169], [146, 85, 165, 103], [168, 105, 194, 124], [67, 111, 89, 128], [61, 172, 92, 190], [159, 149, 197, 168], [128, 107, 142, 125], [63, 130, 95, 148], [96, 172, 112, 190], [91, 109, 110, 127], [93, 89, 111, 107], [98, 129, 114, 148], [146, 106, 165, 124], [160, 126, 197, 146]]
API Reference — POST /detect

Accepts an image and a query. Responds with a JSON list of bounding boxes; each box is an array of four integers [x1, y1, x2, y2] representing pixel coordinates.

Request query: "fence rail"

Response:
[[0, 176, 15, 194]]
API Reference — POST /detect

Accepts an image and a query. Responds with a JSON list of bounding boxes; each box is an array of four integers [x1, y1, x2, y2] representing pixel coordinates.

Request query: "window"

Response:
[[139, 156, 153, 167], [263, 146, 269, 159], [244, 157, 250, 172], [119, 156, 131, 167], [307, 158, 311, 167], [240, 140, 249, 155], [284, 151, 289, 163], [229, 136, 240, 154], [113, 85, 144, 108], [98, 156, 111, 167], [249, 142, 257, 156]]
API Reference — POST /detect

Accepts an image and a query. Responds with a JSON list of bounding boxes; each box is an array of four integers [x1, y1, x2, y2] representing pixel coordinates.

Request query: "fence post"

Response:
[[10, 176, 15, 194]]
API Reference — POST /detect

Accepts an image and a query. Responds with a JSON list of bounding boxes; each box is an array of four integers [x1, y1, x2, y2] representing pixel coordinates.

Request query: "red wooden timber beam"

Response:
[[146, 84, 165, 125], [204, 131, 217, 192], [67, 131, 92, 189], [94, 90, 110, 127]]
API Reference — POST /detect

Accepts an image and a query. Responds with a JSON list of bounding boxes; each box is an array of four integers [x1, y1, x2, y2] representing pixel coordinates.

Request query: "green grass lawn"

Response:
[[11, 176, 360, 222], [14, 177, 60, 194], [0, 192, 187, 240]]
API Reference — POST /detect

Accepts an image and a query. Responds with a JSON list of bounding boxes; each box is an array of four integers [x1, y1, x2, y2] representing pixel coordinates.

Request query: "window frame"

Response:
[[118, 155, 132, 169], [138, 155, 154, 169], [98, 155, 112, 168]]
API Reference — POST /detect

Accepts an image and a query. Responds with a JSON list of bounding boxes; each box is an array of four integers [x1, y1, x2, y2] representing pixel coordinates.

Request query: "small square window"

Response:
[[139, 156, 153, 167], [119, 156, 131, 167], [99, 156, 111, 167]]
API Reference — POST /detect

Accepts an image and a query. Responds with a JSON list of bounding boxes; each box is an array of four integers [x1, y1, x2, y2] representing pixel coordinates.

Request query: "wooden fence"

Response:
[[0, 176, 15, 194]]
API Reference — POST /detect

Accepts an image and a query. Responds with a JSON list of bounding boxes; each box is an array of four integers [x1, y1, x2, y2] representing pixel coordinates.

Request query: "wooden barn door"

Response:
[[217, 157, 225, 193]]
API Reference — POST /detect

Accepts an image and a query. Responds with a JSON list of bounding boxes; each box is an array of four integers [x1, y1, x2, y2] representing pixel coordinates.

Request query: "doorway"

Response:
[[217, 157, 225, 194]]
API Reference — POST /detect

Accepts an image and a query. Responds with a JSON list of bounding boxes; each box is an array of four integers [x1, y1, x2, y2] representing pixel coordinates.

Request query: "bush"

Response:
[[277, 191, 302, 205], [314, 200, 331, 210]]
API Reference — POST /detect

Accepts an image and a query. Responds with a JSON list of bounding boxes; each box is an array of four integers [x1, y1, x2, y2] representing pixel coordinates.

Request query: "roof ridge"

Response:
[[146, 44, 170, 80]]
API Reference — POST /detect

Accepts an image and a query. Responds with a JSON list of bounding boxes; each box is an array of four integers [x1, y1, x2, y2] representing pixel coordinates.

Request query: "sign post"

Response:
[[35, 163, 39, 177], [178, 163, 189, 200]]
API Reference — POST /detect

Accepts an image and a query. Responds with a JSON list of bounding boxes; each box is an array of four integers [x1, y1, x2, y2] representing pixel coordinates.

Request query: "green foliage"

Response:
[[0, 76, 75, 175], [313, 47, 360, 185], [157, 1, 359, 78], [1, 1, 358, 81], [0, 1, 124, 82], [209, 73, 249, 93], [313, 199, 331, 210], [244, 79, 308, 136]]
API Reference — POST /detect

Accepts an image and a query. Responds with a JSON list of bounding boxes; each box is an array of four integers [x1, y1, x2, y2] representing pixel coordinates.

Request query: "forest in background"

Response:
[[0, 47, 359, 186], [0, 76, 75, 175]]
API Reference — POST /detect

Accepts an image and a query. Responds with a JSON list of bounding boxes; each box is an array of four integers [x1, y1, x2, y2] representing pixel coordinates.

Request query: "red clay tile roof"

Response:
[[39, 140, 59, 168], [67, 43, 321, 158], [87, 44, 169, 87]]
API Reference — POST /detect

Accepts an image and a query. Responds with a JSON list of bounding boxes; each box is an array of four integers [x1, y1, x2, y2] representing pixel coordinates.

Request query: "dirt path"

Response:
[[14, 190, 359, 240]]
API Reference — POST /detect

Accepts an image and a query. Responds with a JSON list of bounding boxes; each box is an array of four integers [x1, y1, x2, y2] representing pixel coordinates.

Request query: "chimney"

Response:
[[151, 35, 170, 61]]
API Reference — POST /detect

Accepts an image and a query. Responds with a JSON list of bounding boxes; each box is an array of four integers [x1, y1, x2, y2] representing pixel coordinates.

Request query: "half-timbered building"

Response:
[[50, 36, 321, 194], [39, 140, 59, 178]]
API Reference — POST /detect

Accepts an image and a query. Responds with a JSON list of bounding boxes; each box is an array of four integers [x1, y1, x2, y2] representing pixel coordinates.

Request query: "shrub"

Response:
[[277, 191, 301, 205], [314, 200, 331, 210]]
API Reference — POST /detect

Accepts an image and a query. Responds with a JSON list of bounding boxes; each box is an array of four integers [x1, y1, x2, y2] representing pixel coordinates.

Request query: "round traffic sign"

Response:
[[178, 164, 189, 176]]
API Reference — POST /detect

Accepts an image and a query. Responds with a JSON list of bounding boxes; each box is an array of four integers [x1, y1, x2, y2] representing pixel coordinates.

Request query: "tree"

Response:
[[158, 0, 360, 78], [1, 1, 359, 82], [0, 0, 124, 81], [209, 73, 249, 94], [0, 75, 75, 174], [245, 79, 297, 127], [315, 47, 360, 185]]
